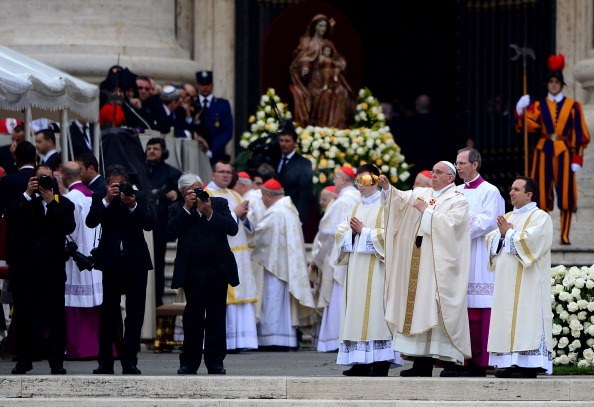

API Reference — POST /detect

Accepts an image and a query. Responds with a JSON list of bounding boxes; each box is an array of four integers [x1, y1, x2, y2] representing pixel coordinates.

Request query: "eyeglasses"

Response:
[[214, 170, 233, 175], [430, 169, 447, 176], [455, 161, 469, 166]]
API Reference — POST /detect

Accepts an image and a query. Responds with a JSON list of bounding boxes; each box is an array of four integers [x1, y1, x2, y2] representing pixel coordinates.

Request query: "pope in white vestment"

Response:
[[252, 179, 315, 347], [486, 177, 554, 378], [334, 168, 403, 376], [206, 164, 258, 351], [380, 161, 472, 377], [313, 167, 361, 352]]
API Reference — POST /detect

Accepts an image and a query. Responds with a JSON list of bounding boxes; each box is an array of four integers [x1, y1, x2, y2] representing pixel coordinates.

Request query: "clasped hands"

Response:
[[350, 216, 364, 235], [496, 215, 512, 237]]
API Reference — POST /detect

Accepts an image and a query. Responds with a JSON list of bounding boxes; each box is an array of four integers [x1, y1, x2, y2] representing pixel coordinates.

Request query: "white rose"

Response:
[[588, 325, 594, 336], [568, 302, 579, 312], [578, 311, 588, 321], [399, 171, 410, 182], [587, 338, 594, 347], [558, 336, 570, 348], [312, 150, 320, 158], [383, 154, 391, 162], [585, 322, 592, 330], [583, 348, 594, 361], [568, 352, 578, 363], [554, 357, 561, 365], [555, 304, 564, 314], [381, 165, 389, 173], [570, 339, 582, 351], [239, 139, 249, 148], [578, 360, 590, 368], [577, 299, 589, 309], [559, 291, 571, 302], [366, 96, 374, 104], [569, 314, 578, 321], [377, 113, 386, 121], [359, 89, 365, 97], [356, 147, 365, 155], [390, 167, 397, 176], [586, 280, 594, 289], [559, 310, 570, 321], [571, 330, 581, 338], [264, 106, 271, 113], [563, 275, 576, 287], [312, 176, 318, 184], [572, 288, 582, 299], [575, 278, 586, 288], [559, 354, 570, 365], [562, 327, 570, 335], [552, 324, 563, 335], [588, 302, 594, 312]]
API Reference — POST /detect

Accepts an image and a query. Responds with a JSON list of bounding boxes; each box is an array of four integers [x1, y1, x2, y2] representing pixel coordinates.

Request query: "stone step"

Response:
[[0, 399, 591, 407], [0, 376, 592, 403]]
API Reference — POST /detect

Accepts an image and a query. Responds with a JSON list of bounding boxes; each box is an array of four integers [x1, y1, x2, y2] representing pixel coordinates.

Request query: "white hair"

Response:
[[178, 172, 202, 191], [237, 177, 252, 188]]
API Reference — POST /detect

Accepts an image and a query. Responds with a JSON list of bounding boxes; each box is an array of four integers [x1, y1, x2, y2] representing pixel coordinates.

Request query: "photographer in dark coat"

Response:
[[86, 164, 154, 375], [168, 172, 238, 375], [6, 165, 75, 374]]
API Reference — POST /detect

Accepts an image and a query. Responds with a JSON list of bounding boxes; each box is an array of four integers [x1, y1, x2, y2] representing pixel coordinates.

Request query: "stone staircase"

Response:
[[0, 376, 593, 406], [162, 241, 180, 306]]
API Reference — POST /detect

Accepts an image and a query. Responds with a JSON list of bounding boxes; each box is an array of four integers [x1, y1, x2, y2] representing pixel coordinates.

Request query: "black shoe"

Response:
[[461, 366, 487, 377], [369, 361, 390, 377], [511, 367, 538, 379], [400, 366, 433, 377], [439, 363, 461, 377], [122, 363, 141, 375], [342, 364, 371, 376], [177, 366, 198, 375], [494, 367, 517, 378], [207, 365, 226, 375], [51, 367, 67, 375], [93, 364, 114, 374], [11, 362, 33, 375]]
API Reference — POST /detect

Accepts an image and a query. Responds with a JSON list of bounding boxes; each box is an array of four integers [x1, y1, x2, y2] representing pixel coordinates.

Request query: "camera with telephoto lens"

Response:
[[118, 180, 135, 197], [64, 240, 95, 271], [194, 187, 210, 202], [37, 174, 54, 191]]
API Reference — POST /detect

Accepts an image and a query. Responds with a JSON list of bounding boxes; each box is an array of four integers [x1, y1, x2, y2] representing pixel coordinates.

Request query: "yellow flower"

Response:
[[390, 175, 398, 183], [248, 115, 255, 124], [375, 159, 383, 166], [360, 102, 368, 110], [319, 173, 327, 183], [320, 159, 328, 168]]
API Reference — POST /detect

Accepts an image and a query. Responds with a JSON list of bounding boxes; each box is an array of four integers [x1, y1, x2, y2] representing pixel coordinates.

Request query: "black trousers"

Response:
[[179, 265, 228, 370], [152, 233, 167, 308], [12, 269, 65, 367], [98, 254, 148, 366]]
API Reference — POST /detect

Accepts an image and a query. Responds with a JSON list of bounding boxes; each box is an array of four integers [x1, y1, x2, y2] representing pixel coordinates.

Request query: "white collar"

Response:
[[432, 183, 454, 198], [283, 150, 296, 160], [43, 149, 57, 160], [547, 92, 564, 103], [513, 201, 537, 214], [361, 190, 381, 205], [464, 174, 481, 186]]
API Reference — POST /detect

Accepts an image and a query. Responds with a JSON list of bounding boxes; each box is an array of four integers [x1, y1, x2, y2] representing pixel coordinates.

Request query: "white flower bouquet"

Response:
[[551, 265, 594, 368], [238, 87, 410, 192]]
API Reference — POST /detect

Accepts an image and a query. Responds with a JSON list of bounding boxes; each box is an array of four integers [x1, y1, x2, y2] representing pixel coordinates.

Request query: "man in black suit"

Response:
[[86, 164, 154, 375], [275, 122, 313, 224], [168, 172, 238, 375], [0, 141, 37, 216], [5, 166, 75, 374], [34, 128, 60, 171], [76, 152, 107, 196], [68, 120, 93, 160], [0, 124, 26, 175]]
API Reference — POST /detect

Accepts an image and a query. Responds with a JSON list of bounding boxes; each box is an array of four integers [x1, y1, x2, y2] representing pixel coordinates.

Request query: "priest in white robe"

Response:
[[206, 162, 258, 351], [455, 147, 505, 377], [312, 166, 361, 352], [252, 179, 315, 348], [486, 176, 554, 378], [335, 164, 403, 376], [380, 161, 472, 377]]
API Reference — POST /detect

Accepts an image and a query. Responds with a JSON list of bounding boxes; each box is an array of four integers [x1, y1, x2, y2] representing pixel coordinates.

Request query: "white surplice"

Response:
[[486, 202, 554, 373]]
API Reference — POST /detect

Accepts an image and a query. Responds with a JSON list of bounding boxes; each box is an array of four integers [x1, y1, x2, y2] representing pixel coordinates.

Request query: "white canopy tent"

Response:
[[0, 44, 100, 161]]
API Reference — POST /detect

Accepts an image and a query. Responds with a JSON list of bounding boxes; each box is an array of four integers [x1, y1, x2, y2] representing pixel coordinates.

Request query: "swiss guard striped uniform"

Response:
[[515, 93, 590, 244]]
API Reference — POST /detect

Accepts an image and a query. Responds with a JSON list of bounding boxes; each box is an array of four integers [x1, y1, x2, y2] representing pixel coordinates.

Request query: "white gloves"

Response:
[[516, 95, 531, 115], [571, 163, 582, 172]]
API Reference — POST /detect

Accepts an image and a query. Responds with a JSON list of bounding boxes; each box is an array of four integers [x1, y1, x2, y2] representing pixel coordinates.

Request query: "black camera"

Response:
[[37, 174, 54, 190], [194, 187, 210, 202], [118, 180, 135, 197], [64, 240, 95, 272]]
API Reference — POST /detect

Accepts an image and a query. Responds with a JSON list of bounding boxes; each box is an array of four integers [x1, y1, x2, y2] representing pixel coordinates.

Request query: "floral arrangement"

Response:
[[551, 265, 594, 368], [238, 87, 410, 193]]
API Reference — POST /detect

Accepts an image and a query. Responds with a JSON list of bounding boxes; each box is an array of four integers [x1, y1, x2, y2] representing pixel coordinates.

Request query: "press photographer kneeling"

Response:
[[5, 164, 75, 375]]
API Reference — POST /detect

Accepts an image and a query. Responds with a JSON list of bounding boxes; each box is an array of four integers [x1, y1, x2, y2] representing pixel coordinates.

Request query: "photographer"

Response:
[[5, 165, 75, 374], [145, 138, 181, 307], [86, 164, 154, 375], [168, 172, 238, 375]]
